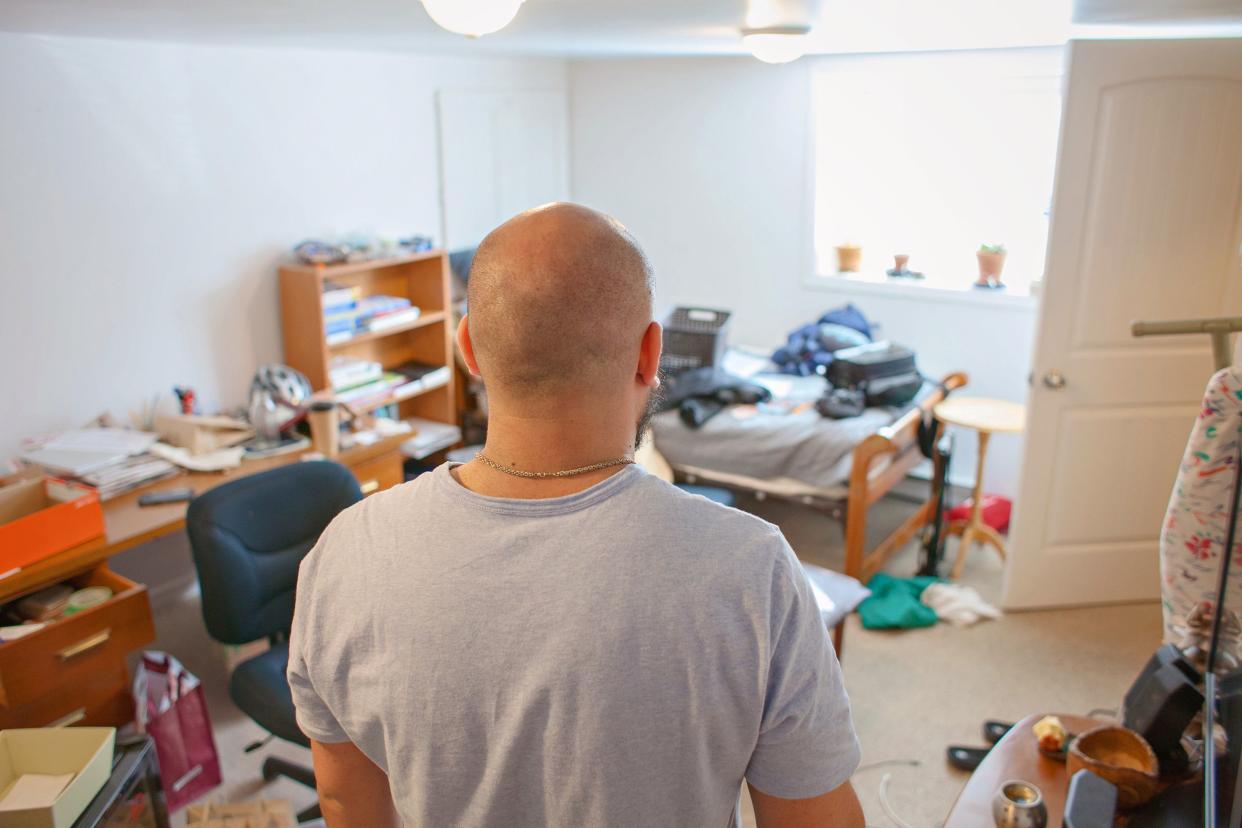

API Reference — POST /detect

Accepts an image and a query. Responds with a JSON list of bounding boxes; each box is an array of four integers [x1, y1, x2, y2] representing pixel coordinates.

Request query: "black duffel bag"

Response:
[[825, 341, 923, 408]]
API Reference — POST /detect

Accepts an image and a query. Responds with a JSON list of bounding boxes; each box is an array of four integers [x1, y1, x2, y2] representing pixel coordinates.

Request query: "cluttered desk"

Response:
[[0, 428, 423, 731], [0, 248, 464, 733]]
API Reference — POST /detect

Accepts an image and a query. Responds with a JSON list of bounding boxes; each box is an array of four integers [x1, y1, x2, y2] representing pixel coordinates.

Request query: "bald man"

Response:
[[288, 204, 862, 827]]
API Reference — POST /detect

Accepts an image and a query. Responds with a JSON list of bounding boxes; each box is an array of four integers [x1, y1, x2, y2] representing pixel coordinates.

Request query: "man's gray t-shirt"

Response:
[[288, 463, 859, 826]]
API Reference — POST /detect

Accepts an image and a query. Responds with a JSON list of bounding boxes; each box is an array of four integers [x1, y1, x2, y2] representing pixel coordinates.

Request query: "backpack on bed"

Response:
[[825, 341, 923, 408]]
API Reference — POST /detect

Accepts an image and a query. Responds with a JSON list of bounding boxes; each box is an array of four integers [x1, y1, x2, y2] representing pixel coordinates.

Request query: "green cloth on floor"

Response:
[[858, 573, 940, 630]]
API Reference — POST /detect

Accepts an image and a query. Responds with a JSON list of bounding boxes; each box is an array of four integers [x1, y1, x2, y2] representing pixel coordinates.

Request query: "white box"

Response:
[[0, 728, 115, 828]]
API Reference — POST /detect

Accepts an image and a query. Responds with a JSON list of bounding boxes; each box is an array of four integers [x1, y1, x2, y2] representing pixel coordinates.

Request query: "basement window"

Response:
[[811, 46, 1064, 296]]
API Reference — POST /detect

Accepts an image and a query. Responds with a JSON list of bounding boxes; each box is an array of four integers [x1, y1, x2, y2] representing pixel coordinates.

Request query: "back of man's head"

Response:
[[465, 203, 655, 402]]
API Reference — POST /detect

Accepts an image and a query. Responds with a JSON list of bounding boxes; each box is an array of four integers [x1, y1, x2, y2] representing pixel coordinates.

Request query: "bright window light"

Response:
[[812, 47, 1065, 294]]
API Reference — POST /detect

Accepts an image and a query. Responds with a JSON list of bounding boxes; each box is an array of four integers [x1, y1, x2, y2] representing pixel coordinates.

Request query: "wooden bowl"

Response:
[[1066, 726, 1160, 809]]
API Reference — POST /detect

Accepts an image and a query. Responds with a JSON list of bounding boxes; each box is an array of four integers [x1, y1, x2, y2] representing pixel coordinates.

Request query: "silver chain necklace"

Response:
[[474, 451, 634, 479]]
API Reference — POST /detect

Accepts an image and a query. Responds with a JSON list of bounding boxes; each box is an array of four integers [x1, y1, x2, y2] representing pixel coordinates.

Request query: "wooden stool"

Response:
[[932, 396, 1026, 579]]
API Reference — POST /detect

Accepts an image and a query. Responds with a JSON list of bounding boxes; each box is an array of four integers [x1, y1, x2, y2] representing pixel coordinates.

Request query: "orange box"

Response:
[[0, 477, 106, 573]]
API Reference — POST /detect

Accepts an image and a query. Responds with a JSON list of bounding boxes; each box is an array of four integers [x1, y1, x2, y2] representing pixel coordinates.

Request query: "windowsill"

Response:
[[803, 272, 1041, 310]]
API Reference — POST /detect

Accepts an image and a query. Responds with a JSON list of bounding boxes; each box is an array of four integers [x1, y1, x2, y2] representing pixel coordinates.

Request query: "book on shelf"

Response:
[[329, 355, 383, 391], [401, 418, 462, 460], [322, 294, 415, 341], [390, 361, 451, 400], [322, 283, 360, 313], [364, 306, 421, 333], [334, 374, 401, 405], [325, 309, 361, 334]]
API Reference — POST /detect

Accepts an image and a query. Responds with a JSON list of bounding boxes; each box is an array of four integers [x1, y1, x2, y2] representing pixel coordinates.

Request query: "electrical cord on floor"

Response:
[[854, 759, 922, 828], [879, 773, 916, 828], [857, 758, 922, 773]]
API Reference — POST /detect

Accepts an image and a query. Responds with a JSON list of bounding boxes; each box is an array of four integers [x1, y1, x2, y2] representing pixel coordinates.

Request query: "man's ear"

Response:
[[457, 315, 481, 377], [636, 321, 662, 389]]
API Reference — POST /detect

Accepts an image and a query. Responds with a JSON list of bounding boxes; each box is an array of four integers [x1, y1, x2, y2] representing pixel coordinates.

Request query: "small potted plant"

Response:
[[835, 243, 862, 273], [976, 243, 1007, 288]]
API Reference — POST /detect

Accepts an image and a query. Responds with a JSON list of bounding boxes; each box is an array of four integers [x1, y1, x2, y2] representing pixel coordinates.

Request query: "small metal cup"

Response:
[[992, 780, 1048, 828]]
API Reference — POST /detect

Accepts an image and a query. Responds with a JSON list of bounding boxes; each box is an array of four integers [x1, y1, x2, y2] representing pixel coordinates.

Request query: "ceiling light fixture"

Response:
[[741, 24, 812, 64], [421, 0, 525, 37]]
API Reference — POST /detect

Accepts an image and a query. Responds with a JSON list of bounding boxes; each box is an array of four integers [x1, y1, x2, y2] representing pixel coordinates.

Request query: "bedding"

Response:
[[651, 369, 929, 495]]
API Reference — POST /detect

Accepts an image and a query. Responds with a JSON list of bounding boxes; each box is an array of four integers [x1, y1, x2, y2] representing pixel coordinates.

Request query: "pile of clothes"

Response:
[[771, 304, 873, 376], [858, 573, 1002, 629], [659, 367, 771, 429]]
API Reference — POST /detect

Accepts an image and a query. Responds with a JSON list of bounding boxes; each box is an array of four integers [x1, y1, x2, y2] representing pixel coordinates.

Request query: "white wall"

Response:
[[570, 57, 1037, 495], [0, 32, 566, 459]]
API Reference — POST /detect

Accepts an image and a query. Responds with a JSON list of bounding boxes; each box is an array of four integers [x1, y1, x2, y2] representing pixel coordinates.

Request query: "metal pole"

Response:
[[1131, 316, 1242, 373]]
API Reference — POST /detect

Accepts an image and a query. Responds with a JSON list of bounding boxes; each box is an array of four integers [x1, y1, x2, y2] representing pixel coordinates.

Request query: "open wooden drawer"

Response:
[[0, 566, 154, 713]]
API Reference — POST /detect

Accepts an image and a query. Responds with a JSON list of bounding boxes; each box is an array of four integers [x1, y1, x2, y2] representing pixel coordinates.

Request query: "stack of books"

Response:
[[329, 355, 393, 408], [329, 358, 451, 410], [401, 418, 462, 460], [329, 355, 382, 390], [323, 289, 421, 344], [19, 428, 179, 501], [390, 361, 451, 402], [79, 455, 180, 500]]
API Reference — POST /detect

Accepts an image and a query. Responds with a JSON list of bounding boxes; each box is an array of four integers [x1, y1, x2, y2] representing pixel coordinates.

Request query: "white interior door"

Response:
[[437, 89, 570, 250], [1004, 38, 1242, 610]]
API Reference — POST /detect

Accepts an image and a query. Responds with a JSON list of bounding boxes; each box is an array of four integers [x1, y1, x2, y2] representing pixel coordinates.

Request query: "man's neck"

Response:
[[452, 403, 637, 500]]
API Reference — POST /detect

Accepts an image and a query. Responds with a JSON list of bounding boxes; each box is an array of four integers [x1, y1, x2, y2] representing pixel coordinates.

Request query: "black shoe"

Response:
[[946, 745, 991, 771], [983, 720, 1015, 745]]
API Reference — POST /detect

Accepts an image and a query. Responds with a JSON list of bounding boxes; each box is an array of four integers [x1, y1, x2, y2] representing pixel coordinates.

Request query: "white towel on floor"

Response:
[[922, 583, 1002, 627]]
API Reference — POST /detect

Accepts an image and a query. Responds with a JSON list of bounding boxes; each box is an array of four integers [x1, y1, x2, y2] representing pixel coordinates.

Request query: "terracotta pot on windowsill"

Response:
[[836, 245, 862, 273], [976, 251, 1007, 286]]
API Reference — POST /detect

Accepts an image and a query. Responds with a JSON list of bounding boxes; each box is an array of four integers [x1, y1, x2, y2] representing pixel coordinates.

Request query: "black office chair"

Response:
[[186, 461, 362, 823]]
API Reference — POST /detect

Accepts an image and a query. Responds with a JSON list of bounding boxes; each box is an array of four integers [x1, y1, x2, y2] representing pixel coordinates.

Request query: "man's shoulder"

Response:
[[628, 472, 791, 557], [300, 473, 437, 569]]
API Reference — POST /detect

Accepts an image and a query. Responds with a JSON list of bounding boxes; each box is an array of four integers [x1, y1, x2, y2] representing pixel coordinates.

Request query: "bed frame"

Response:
[[676, 371, 969, 653]]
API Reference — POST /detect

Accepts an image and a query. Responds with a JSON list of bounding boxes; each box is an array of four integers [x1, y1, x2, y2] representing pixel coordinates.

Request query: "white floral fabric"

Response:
[[1161, 367, 1242, 644]]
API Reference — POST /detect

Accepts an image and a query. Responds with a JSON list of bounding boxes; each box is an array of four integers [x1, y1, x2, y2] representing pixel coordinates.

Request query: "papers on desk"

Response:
[[0, 772, 75, 812], [150, 442, 244, 472], [20, 428, 158, 477], [78, 455, 179, 500]]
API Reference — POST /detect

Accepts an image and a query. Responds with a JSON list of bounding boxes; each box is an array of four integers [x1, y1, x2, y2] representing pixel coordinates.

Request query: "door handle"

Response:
[[1042, 370, 1067, 390]]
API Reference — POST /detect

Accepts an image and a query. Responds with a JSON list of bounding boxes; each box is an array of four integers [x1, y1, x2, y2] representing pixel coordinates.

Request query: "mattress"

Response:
[[651, 371, 923, 497]]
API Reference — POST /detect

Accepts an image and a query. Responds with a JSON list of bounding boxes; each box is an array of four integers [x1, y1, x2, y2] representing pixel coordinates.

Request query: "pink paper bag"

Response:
[[134, 651, 223, 811]]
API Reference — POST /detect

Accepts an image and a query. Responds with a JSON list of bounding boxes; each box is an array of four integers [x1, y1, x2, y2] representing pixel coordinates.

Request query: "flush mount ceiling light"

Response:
[[741, 24, 812, 64], [421, 0, 525, 37]]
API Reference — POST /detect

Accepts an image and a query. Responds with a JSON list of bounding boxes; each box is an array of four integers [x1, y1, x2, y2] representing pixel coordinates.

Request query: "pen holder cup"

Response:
[[308, 402, 340, 459]]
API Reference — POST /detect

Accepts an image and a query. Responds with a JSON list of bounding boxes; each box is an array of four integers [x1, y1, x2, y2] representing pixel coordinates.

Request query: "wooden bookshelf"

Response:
[[278, 252, 457, 426]]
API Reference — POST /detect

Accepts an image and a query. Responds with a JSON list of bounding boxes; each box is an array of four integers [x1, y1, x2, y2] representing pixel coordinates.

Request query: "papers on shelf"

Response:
[[401, 418, 461, 460]]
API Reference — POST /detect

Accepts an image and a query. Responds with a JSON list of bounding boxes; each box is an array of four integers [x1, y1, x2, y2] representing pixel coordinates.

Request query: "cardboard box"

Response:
[[0, 727, 115, 828], [0, 478, 105, 573], [185, 799, 295, 827], [155, 414, 253, 456]]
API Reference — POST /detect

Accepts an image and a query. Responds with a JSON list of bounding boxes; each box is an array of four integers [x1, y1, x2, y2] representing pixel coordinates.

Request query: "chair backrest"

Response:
[[186, 460, 362, 645]]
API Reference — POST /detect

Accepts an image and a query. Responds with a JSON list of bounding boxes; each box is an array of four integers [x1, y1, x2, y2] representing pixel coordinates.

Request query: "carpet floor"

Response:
[[134, 486, 1162, 827]]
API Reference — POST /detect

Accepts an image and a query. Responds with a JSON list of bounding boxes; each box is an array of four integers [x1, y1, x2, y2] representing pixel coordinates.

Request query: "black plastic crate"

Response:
[[660, 307, 732, 374]]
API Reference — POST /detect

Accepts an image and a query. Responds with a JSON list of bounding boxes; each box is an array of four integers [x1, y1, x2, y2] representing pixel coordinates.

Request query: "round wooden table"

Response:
[[933, 396, 1026, 579], [944, 713, 1103, 827]]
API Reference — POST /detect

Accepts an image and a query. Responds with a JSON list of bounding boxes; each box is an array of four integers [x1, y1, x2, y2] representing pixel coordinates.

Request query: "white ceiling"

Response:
[[0, 0, 1237, 57]]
